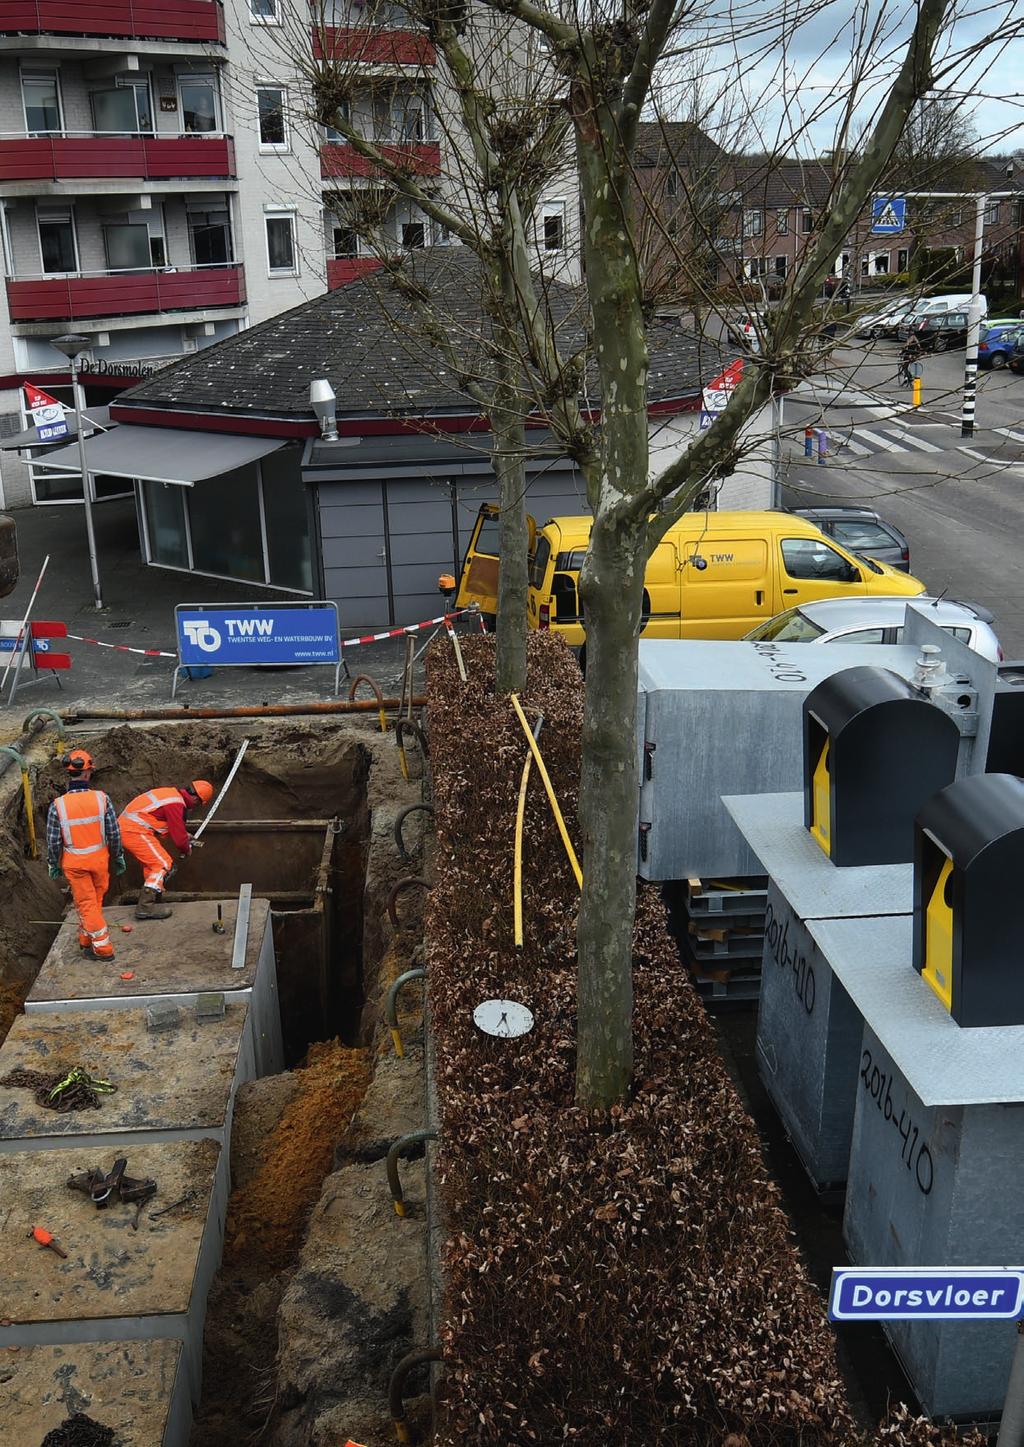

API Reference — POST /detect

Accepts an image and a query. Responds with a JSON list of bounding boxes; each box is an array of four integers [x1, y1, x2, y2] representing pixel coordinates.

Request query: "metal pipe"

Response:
[[386, 1130, 437, 1218], [385, 967, 426, 1057], [388, 1344, 442, 1444], [186, 819, 336, 832], [394, 803, 434, 865], [22, 708, 66, 754], [387, 876, 430, 930], [60, 698, 425, 722]]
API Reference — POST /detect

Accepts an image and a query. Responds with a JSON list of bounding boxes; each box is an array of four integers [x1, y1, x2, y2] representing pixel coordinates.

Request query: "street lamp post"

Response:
[[51, 333, 102, 610]]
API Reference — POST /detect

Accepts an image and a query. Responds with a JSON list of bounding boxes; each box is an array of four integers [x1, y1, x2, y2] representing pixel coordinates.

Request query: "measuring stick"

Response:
[[2, 554, 50, 702], [193, 738, 250, 840]]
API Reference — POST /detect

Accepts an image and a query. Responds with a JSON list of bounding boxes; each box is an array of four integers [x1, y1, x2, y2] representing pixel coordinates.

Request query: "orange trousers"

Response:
[[121, 824, 173, 892], [62, 853, 112, 959]]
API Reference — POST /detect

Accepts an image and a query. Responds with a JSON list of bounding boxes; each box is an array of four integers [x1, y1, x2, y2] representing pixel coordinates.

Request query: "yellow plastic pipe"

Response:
[[509, 694, 582, 889], [21, 767, 37, 860], [513, 748, 534, 947]]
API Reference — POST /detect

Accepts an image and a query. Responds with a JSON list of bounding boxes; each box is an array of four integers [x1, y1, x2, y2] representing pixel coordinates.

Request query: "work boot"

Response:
[[135, 887, 172, 921]]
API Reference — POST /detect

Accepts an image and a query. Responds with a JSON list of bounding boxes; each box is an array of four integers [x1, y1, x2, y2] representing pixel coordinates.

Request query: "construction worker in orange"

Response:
[[118, 780, 214, 920], [45, 750, 125, 961]]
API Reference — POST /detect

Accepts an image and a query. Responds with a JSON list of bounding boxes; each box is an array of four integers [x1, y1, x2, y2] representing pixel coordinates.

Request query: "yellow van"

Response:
[[456, 506, 926, 644]]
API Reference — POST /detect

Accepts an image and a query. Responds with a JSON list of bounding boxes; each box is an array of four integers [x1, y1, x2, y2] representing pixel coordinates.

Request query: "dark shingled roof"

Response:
[[119, 248, 729, 424]]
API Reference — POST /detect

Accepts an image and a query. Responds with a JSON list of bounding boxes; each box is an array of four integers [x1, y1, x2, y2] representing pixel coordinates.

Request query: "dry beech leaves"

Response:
[[424, 635, 979, 1447]]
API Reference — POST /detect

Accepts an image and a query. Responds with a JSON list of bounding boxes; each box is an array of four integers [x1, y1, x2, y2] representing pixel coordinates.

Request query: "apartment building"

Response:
[[0, 0, 578, 510]]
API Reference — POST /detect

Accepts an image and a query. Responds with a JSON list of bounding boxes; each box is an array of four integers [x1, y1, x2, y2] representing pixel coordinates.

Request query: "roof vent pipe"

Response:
[[310, 378, 338, 441]]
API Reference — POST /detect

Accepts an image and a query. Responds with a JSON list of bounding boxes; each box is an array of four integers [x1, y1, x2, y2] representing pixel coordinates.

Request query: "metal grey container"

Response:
[[814, 913, 1024, 1420], [637, 640, 922, 881]]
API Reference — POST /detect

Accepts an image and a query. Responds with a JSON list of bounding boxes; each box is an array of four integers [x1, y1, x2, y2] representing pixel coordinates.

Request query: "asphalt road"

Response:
[[781, 338, 1024, 657]]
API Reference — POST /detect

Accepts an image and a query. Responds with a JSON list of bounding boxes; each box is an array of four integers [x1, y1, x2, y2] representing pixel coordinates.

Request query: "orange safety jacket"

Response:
[[54, 789, 111, 858], [120, 786, 185, 837]]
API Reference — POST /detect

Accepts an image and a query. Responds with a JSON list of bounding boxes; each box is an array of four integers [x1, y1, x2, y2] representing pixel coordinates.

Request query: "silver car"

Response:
[[743, 596, 1001, 662]]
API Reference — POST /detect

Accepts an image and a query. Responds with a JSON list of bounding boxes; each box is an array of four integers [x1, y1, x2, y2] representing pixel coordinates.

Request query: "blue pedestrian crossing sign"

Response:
[[872, 196, 906, 233]]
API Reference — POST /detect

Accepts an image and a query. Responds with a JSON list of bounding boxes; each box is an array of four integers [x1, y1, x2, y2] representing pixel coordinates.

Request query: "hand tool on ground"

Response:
[[29, 1225, 68, 1258], [212, 904, 225, 935], [149, 1189, 198, 1219], [66, 1158, 157, 1213]]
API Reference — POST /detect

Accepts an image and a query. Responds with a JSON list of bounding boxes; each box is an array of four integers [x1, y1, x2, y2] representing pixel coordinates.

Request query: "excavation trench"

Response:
[[0, 717, 427, 1447]]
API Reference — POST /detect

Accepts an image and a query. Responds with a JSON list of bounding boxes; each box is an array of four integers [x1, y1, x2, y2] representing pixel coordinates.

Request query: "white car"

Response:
[[743, 596, 1001, 662], [726, 311, 765, 350]]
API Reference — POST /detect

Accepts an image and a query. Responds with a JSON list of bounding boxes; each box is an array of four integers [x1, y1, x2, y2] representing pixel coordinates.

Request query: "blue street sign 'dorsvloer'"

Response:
[[830, 1267, 1024, 1321], [872, 196, 906, 233]]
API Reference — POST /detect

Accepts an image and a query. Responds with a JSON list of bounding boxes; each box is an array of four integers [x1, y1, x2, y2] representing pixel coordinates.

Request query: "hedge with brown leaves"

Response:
[[426, 634, 981, 1447]]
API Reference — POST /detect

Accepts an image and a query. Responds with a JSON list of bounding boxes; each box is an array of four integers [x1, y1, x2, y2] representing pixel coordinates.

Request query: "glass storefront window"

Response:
[[186, 464, 265, 583], [261, 451, 314, 592], [143, 480, 189, 568]]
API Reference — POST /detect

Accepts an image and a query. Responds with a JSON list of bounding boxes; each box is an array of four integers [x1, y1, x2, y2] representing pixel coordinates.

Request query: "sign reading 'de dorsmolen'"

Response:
[[176, 606, 340, 667], [830, 1268, 1024, 1322]]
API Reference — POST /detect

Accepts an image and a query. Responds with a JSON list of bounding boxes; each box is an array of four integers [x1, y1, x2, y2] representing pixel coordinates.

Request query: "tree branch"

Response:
[[618, 0, 680, 150]]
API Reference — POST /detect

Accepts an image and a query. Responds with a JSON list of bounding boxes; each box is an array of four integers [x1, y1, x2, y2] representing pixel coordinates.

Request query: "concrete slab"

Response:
[[0, 1003, 253, 1165], [26, 899, 283, 1076], [809, 914, 1024, 1107], [723, 792, 912, 919], [0, 1339, 191, 1447], [0, 1139, 226, 1404]]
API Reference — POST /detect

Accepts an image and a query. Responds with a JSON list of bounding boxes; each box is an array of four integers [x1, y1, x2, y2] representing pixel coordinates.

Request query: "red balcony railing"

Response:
[[313, 25, 434, 65], [0, 0, 225, 42], [327, 256, 383, 289], [321, 141, 440, 180], [0, 134, 235, 183], [6, 262, 244, 321]]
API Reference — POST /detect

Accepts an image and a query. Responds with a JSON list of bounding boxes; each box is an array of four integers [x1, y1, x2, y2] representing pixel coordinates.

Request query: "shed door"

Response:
[[384, 478, 460, 625], [318, 481, 390, 630]]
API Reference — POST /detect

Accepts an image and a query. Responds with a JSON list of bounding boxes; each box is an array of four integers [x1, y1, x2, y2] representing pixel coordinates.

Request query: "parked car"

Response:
[[897, 293, 988, 340], [854, 302, 916, 339], [726, 311, 765, 348], [979, 321, 1024, 368], [1009, 333, 1024, 375], [912, 309, 970, 351], [790, 506, 911, 571], [743, 595, 1001, 661]]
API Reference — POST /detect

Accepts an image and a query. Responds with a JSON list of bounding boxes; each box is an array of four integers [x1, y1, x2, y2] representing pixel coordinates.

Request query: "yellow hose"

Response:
[[513, 747, 533, 947], [21, 768, 37, 860], [509, 694, 582, 889]]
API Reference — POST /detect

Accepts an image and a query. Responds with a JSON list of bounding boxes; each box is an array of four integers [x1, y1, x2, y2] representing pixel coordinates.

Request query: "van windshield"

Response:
[[746, 608, 826, 642]]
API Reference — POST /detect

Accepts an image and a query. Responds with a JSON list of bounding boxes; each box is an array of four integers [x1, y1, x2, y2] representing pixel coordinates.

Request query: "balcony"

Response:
[[312, 25, 434, 65], [6, 261, 244, 321], [326, 256, 382, 289], [0, 1, 225, 42], [321, 141, 440, 180], [0, 133, 235, 184]]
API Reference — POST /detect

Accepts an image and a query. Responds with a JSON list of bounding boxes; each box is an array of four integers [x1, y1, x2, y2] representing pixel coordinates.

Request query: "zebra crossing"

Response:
[[804, 416, 1024, 472]]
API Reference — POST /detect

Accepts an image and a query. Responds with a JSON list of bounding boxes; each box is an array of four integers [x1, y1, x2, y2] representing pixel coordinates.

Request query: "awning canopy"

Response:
[[0, 406, 112, 451], [30, 424, 286, 487]]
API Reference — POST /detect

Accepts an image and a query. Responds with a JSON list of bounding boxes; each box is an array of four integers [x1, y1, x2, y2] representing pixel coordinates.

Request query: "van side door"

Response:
[[676, 535, 773, 638], [777, 534, 863, 608]]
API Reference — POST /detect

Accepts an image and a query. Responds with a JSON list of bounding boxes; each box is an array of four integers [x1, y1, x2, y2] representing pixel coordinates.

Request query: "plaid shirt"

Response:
[[47, 781, 122, 868]]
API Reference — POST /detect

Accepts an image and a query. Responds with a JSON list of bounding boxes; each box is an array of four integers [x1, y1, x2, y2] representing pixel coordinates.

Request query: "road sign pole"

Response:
[[961, 193, 987, 440], [70, 357, 103, 610], [998, 1324, 1024, 1447]]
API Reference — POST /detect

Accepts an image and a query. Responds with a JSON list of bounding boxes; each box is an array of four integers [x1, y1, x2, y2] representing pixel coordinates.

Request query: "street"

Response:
[[780, 338, 1024, 656]]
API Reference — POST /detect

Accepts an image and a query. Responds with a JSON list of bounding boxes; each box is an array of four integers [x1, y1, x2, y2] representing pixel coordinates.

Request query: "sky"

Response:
[[662, 1, 1024, 159]]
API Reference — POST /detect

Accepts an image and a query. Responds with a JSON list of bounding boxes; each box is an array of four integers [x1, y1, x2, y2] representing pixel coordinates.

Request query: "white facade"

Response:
[[0, 0, 581, 509]]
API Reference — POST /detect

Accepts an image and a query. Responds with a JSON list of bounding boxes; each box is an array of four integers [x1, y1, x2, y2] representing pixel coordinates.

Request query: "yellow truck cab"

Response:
[[456, 506, 925, 644]]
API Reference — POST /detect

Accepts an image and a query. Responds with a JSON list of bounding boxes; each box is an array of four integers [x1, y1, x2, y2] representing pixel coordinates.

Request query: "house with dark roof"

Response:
[[28, 249, 773, 627]]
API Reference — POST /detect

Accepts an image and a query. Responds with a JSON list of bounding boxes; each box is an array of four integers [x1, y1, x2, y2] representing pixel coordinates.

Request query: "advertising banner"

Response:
[[24, 383, 69, 443], [172, 602, 342, 697]]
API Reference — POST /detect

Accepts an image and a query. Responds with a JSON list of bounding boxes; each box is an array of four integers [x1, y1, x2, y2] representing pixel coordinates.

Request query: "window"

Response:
[[249, 0, 279, 19], [801, 208, 813, 234], [873, 253, 890, 274], [333, 225, 357, 258], [265, 212, 297, 273], [179, 77, 218, 134], [103, 223, 151, 271], [543, 206, 564, 251], [781, 537, 858, 583], [774, 255, 787, 277], [985, 200, 1000, 225], [91, 77, 152, 134], [22, 72, 62, 135], [897, 247, 909, 272], [776, 208, 789, 234], [528, 535, 550, 589], [745, 257, 769, 278], [189, 207, 232, 265], [401, 221, 425, 249], [324, 99, 350, 142], [951, 206, 963, 226], [257, 86, 287, 150], [37, 209, 76, 274], [831, 521, 895, 553], [743, 209, 763, 237], [666, 169, 679, 198], [828, 628, 885, 645]]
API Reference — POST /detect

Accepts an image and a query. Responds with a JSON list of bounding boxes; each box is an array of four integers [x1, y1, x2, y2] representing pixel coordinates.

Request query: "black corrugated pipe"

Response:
[[388, 1344, 443, 1444], [386, 1129, 437, 1218], [394, 803, 434, 865], [386, 968, 426, 1058]]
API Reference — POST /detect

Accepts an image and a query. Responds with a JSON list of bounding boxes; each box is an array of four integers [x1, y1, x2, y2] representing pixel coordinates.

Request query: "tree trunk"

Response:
[[491, 314, 529, 695], [572, 77, 652, 1109], [575, 512, 646, 1109]]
